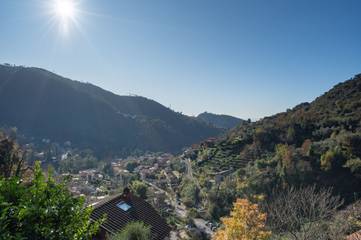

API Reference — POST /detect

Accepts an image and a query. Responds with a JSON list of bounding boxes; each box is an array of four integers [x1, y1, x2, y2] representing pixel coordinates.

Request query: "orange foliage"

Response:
[[213, 199, 271, 240]]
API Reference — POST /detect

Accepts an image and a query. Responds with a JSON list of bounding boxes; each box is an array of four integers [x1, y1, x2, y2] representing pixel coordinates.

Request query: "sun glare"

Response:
[[54, 0, 75, 19], [50, 0, 79, 35]]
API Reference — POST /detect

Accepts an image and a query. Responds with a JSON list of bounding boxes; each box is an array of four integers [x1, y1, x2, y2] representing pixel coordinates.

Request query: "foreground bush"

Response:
[[0, 161, 101, 240]]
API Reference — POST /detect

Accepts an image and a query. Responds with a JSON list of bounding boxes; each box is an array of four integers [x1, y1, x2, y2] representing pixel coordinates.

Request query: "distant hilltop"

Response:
[[197, 112, 246, 129]]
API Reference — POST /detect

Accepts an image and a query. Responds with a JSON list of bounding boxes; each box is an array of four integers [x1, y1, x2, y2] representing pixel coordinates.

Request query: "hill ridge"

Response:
[[0, 64, 221, 155], [186, 73, 361, 202]]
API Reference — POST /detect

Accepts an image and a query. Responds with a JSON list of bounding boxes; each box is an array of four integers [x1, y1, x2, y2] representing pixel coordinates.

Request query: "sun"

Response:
[[48, 0, 80, 35], [54, 0, 76, 20]]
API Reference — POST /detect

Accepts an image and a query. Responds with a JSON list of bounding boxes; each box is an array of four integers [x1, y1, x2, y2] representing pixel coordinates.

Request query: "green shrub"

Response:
[[130, 180, 148, 199], [344, 158, 361, 174], [110, 221, 151, 240], [320, 147, 344, 171], [0, 161, 101, 240]]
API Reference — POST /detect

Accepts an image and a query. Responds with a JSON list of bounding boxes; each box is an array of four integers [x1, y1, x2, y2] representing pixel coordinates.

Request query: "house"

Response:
[[90, 188, 171, 240]]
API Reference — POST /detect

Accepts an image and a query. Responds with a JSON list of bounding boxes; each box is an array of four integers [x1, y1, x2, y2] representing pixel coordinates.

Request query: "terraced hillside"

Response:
[[185, 73, 361, 203]]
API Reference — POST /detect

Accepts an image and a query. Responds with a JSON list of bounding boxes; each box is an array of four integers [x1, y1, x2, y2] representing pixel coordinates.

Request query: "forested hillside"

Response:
[[185, 74, 361, 220], [0, 65, 221, 156]]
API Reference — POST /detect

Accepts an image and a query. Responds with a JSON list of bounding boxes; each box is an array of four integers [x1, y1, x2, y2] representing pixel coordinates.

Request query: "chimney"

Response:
[[123, 187, 131, 201]]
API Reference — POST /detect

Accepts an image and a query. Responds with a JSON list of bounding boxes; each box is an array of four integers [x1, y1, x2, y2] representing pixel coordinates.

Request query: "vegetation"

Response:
[[103, 162, 115, 177], [0, 161, 101, 239], [213, 198, 271, 240], [212, 186, 361, 240], [0, 134, 26, 178], [59, 150, 99, 173], [125, 161, 139, 173], [1, 64, 361, 239], [206, 177, 239, 221], [197, 112, 245, 129], [182, 74, 361, 238], [130, 180, 148, 199], [180, 178, 200, 208], [110, 221, 151, 240], [265, 186, 344, 240]]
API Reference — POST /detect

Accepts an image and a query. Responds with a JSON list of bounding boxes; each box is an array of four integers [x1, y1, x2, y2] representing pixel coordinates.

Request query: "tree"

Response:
[[207, 202, 222, 221], [0, 161, 101, 240], [342, 134, 361, 158], [265, 185, 344, 240], [327, 200, 361, 240], [59, 151, 98, 173], [207, 177, 238, 221], [301, 139, 312, 156], [126, 161, 138, 173], [275, 144, 294, 176], [103, 162, 115, 177], [213, 198, 271, 240], [0, 135, 25, 178], [286, 126, 296, 143], [130, 180, 148, 199], [110, 221, 151, 240], [320, 147, 344, 171], [344, 158, 361, 175], [180, 178, 200, 208], [254, 127, 273, 147]]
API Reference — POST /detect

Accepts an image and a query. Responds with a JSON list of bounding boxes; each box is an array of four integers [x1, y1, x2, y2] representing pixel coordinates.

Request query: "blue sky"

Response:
[[0, 0, 360, 119]]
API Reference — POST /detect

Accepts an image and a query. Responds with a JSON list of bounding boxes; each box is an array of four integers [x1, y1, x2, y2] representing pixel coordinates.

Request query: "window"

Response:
[[116, 201, 131, 211]]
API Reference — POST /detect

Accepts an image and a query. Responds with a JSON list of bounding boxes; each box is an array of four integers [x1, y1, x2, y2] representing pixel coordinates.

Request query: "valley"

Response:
[[2, 1, 361, 239], [2, 71, 361, 239]]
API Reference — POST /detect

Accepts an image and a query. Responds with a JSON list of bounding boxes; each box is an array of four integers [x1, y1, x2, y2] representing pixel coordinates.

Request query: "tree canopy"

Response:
[[130, 180, 148, 199]]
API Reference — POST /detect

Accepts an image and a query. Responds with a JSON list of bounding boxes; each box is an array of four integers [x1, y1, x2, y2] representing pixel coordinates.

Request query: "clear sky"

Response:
[[1, 0, 360, 119]]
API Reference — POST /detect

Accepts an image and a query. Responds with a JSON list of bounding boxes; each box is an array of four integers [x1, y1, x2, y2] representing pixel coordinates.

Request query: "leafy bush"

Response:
[[0, 161, 101, 240]]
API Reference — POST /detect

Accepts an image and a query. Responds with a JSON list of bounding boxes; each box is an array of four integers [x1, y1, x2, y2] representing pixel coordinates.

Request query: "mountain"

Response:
[[186, 73, 361, 202], [196, 112, 245, 129], [0, 64, 221, 155]]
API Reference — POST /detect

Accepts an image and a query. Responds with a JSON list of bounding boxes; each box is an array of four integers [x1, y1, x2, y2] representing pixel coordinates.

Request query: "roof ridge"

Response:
[[90, 193, 122, 209]]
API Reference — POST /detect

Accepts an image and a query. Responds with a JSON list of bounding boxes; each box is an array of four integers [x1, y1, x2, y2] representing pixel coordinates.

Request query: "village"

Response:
[[52, 151, 215, 240]]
